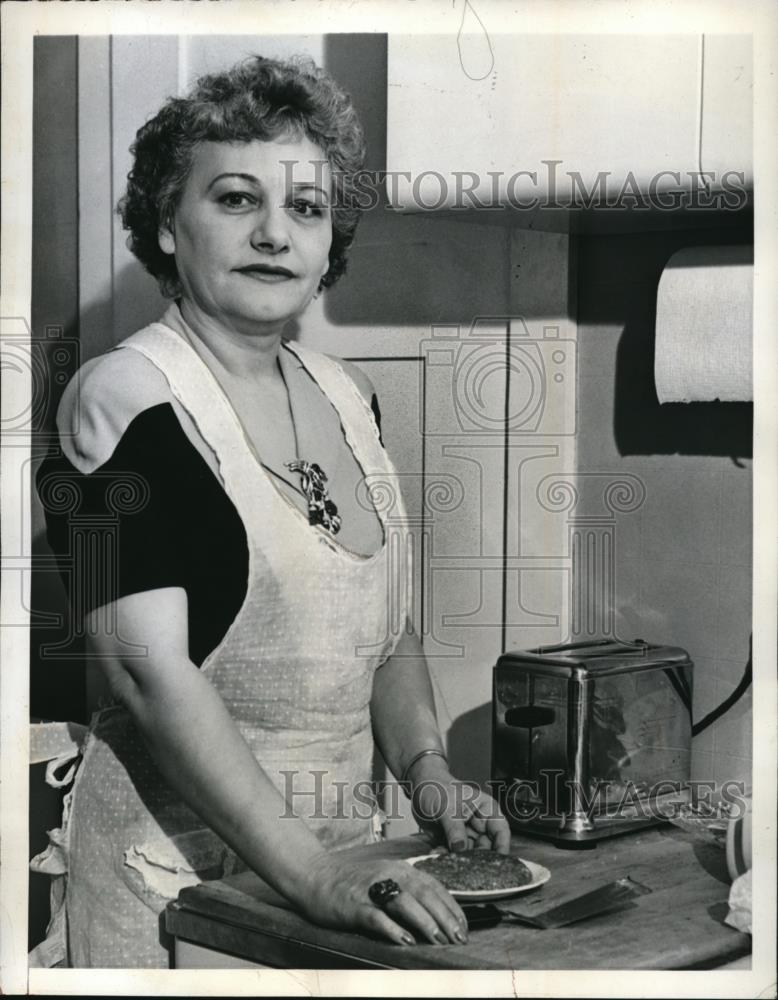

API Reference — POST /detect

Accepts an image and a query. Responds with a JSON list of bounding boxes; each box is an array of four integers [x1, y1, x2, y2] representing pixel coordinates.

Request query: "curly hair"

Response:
[[118, 54, 366, 297]]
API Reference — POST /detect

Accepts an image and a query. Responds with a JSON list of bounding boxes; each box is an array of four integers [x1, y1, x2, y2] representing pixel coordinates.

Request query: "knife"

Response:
[[462, 876, 652, 930]]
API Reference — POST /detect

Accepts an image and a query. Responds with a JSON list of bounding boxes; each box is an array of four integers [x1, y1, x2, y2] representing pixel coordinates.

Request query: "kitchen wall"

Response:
[[576, 225, 753, 790]]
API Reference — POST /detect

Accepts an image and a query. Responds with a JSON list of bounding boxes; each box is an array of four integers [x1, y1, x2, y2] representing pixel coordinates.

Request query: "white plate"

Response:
[[406, 854, 551, 902]]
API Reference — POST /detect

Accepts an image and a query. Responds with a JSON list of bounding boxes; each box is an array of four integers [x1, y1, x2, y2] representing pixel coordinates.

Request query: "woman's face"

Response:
[[159, 136, 333, 336]]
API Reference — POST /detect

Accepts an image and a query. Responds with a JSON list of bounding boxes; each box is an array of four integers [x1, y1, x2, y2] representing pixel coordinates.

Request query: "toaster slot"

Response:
[[503, 706, 556, 728]]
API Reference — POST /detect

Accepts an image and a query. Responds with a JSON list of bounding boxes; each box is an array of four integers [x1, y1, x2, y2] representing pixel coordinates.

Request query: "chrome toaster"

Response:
[[492, 639, 693, 845]]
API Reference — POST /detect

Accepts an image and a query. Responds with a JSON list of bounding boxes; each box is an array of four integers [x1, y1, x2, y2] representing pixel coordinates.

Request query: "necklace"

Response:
[[278, 349, 341, 536], [176, 315, 342, 536], [285, 460, 342, 535]]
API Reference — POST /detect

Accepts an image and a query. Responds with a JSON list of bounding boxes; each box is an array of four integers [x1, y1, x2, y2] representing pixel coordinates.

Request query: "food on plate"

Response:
[[414, 849, 534, 892]]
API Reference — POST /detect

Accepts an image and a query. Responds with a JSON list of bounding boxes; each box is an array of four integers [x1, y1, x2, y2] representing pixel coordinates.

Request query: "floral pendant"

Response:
[[285, 460, 342, 535]]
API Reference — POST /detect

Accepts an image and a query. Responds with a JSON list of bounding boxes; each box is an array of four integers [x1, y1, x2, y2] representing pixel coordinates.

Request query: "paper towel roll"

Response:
[[654, 245, 753, 403]]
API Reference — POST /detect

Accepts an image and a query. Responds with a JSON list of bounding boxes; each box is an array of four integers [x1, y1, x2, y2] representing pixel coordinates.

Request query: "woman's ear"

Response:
[[158, 223, 176, 256]]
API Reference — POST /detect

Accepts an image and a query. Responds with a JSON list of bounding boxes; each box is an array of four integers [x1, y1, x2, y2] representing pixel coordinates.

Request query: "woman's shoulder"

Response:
[[329, 355, 376, 407], [285, 343, 383, 443], [57, 346, 174, 473], [288, 341, 375, 407]]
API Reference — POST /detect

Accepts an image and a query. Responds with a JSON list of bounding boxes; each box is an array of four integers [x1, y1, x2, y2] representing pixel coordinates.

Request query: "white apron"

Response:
[[30, 323, 412, 968]]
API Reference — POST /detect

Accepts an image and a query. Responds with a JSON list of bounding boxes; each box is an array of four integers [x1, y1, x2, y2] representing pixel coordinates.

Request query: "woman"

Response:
[[34, 54, 510, 968]]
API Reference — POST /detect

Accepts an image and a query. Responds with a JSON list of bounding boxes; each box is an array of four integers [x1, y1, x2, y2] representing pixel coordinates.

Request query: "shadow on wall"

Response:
[[29, 340, 85, 947], [322, 33, 522, 328], [30, 529, 86, 723], [30, 320, 87, 725], [613, 297, 753, 459], [447, 701, 493, 790]]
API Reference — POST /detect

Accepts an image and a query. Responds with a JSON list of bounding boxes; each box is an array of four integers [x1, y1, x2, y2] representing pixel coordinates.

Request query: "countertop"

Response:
[[165, 825, 751, 970]]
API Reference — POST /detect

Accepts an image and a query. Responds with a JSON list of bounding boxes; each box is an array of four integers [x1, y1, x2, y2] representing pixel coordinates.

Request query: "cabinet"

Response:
[[387, 34, 753, 212], [701, 34, 753, 188]]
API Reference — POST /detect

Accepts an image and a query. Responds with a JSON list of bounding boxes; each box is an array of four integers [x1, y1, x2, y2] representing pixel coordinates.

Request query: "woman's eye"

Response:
[[290, 198, 326, 218], [219, 192, 254, 209]]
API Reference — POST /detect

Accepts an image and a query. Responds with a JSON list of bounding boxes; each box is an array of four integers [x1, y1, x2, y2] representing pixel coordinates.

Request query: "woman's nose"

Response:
[[249, 203, 290, 254]]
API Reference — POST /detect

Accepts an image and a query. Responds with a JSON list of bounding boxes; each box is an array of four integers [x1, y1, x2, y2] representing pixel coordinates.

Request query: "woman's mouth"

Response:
[[235, 264, 295, 282]]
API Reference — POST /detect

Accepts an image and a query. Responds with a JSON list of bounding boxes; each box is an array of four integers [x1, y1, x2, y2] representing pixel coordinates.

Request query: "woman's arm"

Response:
[[87, 587, 468, 945], [89, 587, 328, 899], [371, 621, 512, 853]]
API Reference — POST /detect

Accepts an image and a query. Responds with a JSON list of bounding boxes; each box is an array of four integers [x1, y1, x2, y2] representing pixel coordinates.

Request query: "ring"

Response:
[[368, 878, 402, 909]]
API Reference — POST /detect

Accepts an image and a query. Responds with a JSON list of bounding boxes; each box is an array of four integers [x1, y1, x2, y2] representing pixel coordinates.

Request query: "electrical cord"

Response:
[[691, 634, 753, 737], [663, 635, 752, 736]]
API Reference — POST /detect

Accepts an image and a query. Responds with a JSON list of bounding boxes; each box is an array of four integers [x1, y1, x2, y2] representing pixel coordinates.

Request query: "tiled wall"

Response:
[[575, 225, 753, 790]]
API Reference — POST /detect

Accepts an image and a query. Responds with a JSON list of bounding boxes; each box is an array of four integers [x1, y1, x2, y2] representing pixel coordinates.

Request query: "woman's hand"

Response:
[[297, 851, 469, 947], [409, 756, 512, 855], [369, 623, 511, 855]]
